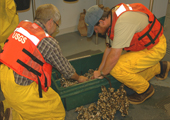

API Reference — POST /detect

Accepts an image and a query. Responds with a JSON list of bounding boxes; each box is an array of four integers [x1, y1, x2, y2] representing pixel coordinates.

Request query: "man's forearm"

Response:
[[98, 47, 111, 71], [101, 48, 122, 75]]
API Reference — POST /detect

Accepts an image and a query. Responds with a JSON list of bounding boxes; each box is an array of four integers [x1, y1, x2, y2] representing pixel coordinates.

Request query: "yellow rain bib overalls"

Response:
[[0, 0, 65, 119]]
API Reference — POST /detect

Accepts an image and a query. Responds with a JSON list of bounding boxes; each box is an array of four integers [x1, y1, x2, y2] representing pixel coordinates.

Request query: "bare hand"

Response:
[[92, 70, 103, 79], [78, 76, 88, 83]]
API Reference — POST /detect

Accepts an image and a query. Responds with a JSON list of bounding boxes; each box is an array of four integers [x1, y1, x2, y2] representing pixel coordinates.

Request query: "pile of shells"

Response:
[[83, 69, 95, 79], [60, 69, 95, 88], [75, 84, 129, 120], [60, 77, 79, 88]]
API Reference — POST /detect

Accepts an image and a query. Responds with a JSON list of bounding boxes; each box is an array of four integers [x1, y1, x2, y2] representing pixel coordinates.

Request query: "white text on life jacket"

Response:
[[12, 32, 27, 44]]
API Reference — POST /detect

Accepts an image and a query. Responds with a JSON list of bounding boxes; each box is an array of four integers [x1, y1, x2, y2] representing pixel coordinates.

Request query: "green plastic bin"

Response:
[[51, 53, 121, 110]]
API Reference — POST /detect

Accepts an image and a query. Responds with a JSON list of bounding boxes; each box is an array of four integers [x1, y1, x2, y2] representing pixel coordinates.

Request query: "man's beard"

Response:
[[101, 26, 110, 35]]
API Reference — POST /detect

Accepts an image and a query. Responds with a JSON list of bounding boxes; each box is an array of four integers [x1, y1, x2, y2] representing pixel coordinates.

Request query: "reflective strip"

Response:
[[14, 27, 40, 45], [127, 4, 132, 10], [116, 4, 133, 17], [115, 4, 126, 17]]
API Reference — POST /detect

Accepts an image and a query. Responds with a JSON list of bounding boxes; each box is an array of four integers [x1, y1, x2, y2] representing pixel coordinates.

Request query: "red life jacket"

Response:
[[107, 3, 163, 51], [0, 20, 53, 97]]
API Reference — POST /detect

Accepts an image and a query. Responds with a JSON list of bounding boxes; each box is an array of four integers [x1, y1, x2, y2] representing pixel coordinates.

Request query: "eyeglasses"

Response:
[[53, 20, 59, 28]]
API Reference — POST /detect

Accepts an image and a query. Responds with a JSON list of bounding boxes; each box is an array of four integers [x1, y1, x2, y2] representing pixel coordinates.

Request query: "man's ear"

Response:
[[47, 19, 53, 27], [99, 19, 105, 26], [44, 19, 53, 34]]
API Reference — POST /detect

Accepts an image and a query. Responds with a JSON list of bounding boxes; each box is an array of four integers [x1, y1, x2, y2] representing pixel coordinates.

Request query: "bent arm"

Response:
[[98, 47, 111, 71], [93, 48, 122, 79], [70, 72, 88, 83], [102, 48, 122, 75]]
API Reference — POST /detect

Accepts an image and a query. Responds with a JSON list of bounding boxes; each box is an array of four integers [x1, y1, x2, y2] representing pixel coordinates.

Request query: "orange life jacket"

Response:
[[0, 20, 53, 97], [107, 3, 163, 51]]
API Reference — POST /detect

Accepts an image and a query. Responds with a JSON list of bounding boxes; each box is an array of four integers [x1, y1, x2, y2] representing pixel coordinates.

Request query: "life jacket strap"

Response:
[[22, 48, 44, 66], [17, 59, 41, 76], [4, 39, 9, 44], [17, 48, 48, 97], [22, 48, 48, 89], [42, 70, 48, 88], [37, 76, 43, 98], [138, 16, 163, 47], [0, 39, 9, 54]]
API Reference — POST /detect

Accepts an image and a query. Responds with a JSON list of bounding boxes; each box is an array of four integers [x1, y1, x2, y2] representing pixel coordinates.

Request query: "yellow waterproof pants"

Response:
[[110, 34, 167, 94], [0, 0, 19, 48], [0, 64, 65, 120]]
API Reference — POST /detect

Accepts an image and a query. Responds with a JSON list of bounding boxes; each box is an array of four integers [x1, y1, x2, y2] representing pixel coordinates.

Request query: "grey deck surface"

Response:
[[56, 32, 170, 120]]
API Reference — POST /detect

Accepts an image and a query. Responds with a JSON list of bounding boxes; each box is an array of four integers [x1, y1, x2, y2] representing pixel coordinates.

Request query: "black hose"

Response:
[[102, 75, 112, 88]]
